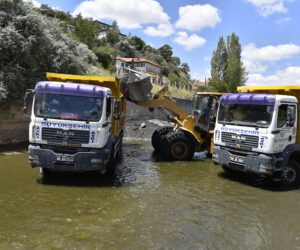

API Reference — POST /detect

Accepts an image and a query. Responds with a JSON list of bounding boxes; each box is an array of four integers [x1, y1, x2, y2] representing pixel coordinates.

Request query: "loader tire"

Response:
[[151, 126, 172, 152], [161, 130, 194, 161]]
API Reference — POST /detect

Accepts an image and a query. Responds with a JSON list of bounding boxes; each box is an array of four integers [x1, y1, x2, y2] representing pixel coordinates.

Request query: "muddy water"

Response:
[[0, 142, 300, 249]]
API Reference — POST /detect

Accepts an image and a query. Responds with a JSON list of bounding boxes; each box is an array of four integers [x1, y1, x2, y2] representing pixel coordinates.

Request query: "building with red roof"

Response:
[[116, 57, 162, 84]]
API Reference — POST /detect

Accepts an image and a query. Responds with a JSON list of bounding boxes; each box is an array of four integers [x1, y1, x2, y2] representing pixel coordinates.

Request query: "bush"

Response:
[[93, 46, 113, 69]]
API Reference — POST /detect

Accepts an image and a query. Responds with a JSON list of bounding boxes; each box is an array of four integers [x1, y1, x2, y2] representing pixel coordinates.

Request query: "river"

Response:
[[0, 141, 300, 249]]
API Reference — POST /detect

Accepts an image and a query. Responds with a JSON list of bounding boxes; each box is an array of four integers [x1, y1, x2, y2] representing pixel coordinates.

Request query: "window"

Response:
[[277, 104, 288, 128]]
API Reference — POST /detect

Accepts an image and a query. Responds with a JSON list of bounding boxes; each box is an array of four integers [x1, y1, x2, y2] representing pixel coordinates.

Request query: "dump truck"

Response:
[[213, 85, 300, 185], [23, 73, 126, 176], [120, 73, 225, 160]]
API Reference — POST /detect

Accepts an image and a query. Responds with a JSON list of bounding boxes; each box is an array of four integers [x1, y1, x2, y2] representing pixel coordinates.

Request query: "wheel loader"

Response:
[[121, 73, 225, 161]]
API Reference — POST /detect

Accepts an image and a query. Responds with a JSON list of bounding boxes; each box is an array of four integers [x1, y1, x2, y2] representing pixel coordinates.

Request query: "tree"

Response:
[[129, 36, 146, 51], [170, 56, 180, 67], [93, 46, 113, 69], [0, 0, 97, 103], [158, 44, 173, 62], [72, 14, 100, 49], [181, 63, 190, 75], [210, 36, 227, 80], [115, 40, 136, 58], [209, 78, 229, 93], [209, 33, 247, 93]]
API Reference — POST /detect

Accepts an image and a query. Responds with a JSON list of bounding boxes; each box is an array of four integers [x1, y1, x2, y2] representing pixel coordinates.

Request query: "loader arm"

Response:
[[134, 86, 204, 144]]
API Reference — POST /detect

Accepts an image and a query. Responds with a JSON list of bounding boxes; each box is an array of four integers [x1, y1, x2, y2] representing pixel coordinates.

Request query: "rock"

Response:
[[140, 122, 146, 128]]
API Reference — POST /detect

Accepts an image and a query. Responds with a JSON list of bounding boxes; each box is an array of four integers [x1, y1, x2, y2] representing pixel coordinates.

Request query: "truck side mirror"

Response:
[[22, 91, 31, 114], [287, 106, 296, 126]]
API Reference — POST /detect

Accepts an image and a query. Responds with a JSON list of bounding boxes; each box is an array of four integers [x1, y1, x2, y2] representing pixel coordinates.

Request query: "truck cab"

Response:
[[213, 89, 300, 185], [24, 73, 126, 175]]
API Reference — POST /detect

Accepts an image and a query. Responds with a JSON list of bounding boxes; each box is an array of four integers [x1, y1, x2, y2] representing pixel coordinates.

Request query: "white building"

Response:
[[116, 57, 161, 84], [96, 21, 126, 40]]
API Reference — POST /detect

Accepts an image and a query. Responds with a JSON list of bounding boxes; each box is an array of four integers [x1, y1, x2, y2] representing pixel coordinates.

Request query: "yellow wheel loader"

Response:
[[121, 73, 225, 161]]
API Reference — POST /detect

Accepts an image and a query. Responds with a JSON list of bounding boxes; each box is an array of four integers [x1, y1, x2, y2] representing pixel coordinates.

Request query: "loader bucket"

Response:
[[120, 73, 153, 102]]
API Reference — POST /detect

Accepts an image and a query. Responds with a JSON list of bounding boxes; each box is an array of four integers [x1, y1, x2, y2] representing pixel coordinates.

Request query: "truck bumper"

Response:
[[28, 144, 110, 173], [212, 146, 275, 175]]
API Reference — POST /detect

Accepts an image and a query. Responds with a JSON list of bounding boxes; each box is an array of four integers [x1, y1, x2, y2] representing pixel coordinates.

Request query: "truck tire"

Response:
[[161, 130, 194, 161], [222, 165, 234, 173], [106, 144, 116, 175], [281, 160, 300, 186], [40, 167, 51, 177], [151, 126, 172, 152]]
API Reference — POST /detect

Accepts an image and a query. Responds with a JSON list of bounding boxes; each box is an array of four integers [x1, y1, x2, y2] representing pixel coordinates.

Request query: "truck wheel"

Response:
[[40, 167, 51, 177], [222, 165, 234, 173], [161, 130, 194, 161], [106, 144, 116, 175], [151, 126, 172, 152], [281, 160, 300, 185]]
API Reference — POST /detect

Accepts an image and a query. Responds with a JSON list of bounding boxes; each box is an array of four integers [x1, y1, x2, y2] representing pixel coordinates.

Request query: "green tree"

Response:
[[181, 63, 190, 75], [0, 0, 97, 103], [129, 35, 146, 51], [209, 33, 247, 93], [93, 46, 113, 69], [168, 73, 180, 84], [158, 44, 173, 62], [210, 36, 227, 80], [115, 40, 136, 58], [170, 56, 180, 67], [72, 14, 100, 49], [209, 78, 229, 93]]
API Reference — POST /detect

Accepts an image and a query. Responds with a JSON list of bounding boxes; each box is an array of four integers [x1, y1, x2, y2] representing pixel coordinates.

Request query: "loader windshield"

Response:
[[218, 103, 274, 128], [193, 94, 218, 130], [34, 93, 103, 122]]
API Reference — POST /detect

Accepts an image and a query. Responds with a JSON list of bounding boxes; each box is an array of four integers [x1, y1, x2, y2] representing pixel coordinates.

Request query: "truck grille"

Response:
[[42, 128, 90, 145], [221, 132, 259, 149]]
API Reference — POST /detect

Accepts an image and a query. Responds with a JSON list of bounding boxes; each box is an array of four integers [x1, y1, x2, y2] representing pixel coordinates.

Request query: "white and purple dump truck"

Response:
[[23, 73, 126, 176]]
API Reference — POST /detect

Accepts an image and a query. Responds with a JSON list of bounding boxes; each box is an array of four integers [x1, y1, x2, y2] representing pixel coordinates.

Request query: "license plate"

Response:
[[56, 155, 74, 162], [230, 156, 244, 163]]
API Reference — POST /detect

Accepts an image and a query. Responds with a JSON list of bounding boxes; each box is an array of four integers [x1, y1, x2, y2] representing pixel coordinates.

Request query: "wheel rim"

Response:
[[282, 165, 297, 184], [171, 142, 188, 159]]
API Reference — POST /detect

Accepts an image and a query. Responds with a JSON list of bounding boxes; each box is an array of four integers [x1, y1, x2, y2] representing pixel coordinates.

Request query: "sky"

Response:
[[25, 0, 300, 86]]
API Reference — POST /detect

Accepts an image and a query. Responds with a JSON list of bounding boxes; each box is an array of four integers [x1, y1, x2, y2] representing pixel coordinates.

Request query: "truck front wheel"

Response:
[[40, 167, 51, 178], [151, 126, 172, 152], [161, 131, 194, 161], [281, 160, 300, 186]]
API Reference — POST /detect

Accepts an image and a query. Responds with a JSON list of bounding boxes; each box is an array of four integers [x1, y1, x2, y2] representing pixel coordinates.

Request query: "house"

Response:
[[192, 80, 208, 91], [96, 21, 126, 39], [116, 57, 162, 84]]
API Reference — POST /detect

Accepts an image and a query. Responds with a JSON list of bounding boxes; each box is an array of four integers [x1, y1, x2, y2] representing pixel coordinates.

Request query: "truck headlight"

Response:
[[212, 153, 219, 159], [29, 154, 39, 164], [91, 158, 103, 168], [259, 162, 273, 173], [91, 158, 103, 164]]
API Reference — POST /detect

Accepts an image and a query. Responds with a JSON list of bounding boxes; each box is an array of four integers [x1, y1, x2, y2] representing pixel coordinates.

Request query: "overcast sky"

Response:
[[25, 0, 300, 85]]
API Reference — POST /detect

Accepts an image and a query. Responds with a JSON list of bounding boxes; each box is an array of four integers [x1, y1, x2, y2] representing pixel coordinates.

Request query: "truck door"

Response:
[[274, 103, 297, 152], [103, 96, 112, 142]]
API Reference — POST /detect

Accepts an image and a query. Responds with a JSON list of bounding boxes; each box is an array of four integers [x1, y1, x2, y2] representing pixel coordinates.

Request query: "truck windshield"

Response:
[[34, 93, 103, 121], [218, 103, 274, 127]]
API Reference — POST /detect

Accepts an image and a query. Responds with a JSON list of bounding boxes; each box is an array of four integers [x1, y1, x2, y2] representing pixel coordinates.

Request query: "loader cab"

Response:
[[192, 93, 225, 132]]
